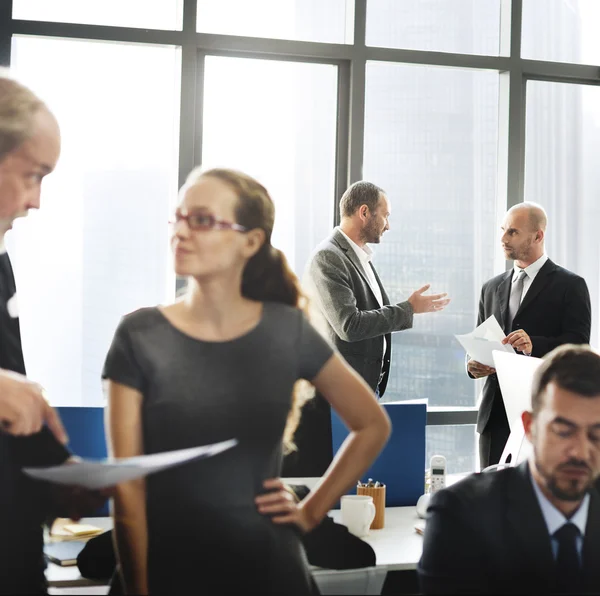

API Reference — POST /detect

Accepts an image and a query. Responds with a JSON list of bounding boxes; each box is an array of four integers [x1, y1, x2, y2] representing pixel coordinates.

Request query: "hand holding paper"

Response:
[[455, 315, 515, 368], [24, 438, 237, 490]]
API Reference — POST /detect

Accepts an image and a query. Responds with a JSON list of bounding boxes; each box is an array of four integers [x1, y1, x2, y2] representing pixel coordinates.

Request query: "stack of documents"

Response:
[[455, 315, 515, 367], [49, 519, 104, 542]]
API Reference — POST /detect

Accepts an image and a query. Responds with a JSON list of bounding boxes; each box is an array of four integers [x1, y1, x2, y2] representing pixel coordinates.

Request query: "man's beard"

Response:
[[362, 217, 382, 244], [534, 455, 594, 502], [505, 237, 532, 262]]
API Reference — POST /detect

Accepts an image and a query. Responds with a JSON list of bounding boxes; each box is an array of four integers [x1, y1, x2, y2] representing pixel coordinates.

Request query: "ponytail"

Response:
[[241, 244, 313, 453], [241, 244, 301, 307]]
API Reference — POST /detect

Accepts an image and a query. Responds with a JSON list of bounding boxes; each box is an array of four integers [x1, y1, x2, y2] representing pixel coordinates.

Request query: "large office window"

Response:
[[364, 62, 500, 408], [6, 0, 597, 474], [8, 36, 181, 406], [201, 57, 337, 276], [524, 80, 600, 346]]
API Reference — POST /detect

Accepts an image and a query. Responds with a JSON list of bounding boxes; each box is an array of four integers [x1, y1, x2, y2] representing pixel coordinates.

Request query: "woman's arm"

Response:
[[104, 380, 148, 595], [257, 353, 390, 530]]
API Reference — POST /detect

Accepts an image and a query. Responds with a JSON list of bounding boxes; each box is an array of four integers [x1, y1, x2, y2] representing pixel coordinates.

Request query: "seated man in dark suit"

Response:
[[419, 344, 600, 594]]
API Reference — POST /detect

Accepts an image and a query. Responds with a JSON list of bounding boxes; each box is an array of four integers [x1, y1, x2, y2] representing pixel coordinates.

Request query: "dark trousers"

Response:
[[283, 393, 333, 477], [478, 404, 511, 470]]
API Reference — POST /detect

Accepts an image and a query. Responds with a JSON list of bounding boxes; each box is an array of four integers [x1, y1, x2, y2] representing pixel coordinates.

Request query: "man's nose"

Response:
[[567, 431, 592, 461], [26, 187, 42, 210]]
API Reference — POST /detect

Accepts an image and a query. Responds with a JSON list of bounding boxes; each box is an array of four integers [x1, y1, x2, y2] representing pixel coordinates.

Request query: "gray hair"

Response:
[[0, 68, 46, 161], [339, 181, 385, 218]]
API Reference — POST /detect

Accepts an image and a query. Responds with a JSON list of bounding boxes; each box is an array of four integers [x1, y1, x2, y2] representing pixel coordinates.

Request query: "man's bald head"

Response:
[[501, 202, 547, 266], [507, 202, 548, 234]]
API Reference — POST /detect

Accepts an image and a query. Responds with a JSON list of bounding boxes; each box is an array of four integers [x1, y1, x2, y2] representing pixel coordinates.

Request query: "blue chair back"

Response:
[[55, 406, 109, 516]]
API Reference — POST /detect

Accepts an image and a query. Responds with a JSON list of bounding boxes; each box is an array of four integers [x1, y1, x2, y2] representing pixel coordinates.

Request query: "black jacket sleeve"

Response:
[[417, 489, 489, 594], [11, 426, 71, 468], [530, 276, 591, 357]]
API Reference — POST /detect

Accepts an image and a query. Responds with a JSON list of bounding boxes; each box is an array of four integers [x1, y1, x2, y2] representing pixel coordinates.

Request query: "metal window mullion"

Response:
[[348, 0, 367, 184], [0, 0, 12, 66], [178, 0, 199, 187], [334, 61, 351, 225]]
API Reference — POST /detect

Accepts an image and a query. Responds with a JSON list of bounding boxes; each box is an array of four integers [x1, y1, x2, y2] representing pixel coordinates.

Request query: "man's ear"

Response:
[[359, 204, 370, 221], [243, 228, 266, 259], [522, 410, 534, 442]]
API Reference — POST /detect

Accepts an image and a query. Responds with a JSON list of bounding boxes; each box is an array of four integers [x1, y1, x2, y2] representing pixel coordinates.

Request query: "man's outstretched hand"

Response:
[[408, 284, 451, 314]]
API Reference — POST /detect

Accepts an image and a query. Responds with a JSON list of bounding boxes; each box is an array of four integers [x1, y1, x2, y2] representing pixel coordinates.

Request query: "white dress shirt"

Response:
[[339, 228, 386, 355], [530, 468, 589, 561], [512, 253, 548, 303]]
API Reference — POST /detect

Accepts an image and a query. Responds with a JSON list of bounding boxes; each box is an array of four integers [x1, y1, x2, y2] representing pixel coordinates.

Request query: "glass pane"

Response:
[[525, 80, 600, 346], [522, 0, 600, 65], [427, 425, 477, 475], [12, 0, 183, 30], [366, 0, 502, 56], [201, 56, 337, 276], [364, 62, 501, 407], [9, 36, 181, 406], [197, 0, 353, 44]]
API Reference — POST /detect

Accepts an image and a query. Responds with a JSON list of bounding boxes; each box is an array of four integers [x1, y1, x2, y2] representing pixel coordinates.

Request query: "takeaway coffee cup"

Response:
[[340, 495, 376, 537]]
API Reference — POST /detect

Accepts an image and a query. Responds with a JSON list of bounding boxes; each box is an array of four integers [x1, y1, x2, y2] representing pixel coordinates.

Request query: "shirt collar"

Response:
[[513, 253, 548, 281], [339, 227, 374, 264], [529, 463, 589, 537]]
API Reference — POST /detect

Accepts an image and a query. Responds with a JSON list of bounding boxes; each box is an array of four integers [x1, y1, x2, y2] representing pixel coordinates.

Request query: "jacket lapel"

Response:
[[505, 462, 555, 590], [513, 259, 557, 321], [370, 263, 390, 306], [331, 229, 381, 305], [582, 488, 600, 592], [496, 270, 512, 333]]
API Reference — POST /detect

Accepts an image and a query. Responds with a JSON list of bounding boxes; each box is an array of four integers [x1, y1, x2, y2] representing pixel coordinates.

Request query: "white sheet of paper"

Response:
[[493, 350, 543, 433], [23, 438, 237, 489], [455, 315, 515, 367]]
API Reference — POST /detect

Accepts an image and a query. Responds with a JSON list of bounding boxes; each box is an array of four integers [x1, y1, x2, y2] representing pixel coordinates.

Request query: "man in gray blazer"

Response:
[[283, 181, 449, 476]]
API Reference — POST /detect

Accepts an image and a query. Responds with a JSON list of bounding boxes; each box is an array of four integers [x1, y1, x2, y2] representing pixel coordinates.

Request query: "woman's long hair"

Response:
[[184, 167, 314, 453]]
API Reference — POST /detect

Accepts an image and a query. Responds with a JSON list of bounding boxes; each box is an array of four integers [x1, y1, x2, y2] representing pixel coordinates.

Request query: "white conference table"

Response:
[[46, 474, 468, 591], [46, 506, 423, 592]]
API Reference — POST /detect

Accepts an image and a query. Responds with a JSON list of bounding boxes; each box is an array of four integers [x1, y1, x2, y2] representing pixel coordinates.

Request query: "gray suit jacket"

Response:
[[304, 228, 414, 396]]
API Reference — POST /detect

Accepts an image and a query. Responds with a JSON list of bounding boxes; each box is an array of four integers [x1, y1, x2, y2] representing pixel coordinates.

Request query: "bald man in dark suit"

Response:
[[468, 203, 591, 469]]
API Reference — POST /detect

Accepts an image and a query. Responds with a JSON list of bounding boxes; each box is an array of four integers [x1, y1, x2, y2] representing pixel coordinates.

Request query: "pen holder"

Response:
[[357, 485, 385, 529]]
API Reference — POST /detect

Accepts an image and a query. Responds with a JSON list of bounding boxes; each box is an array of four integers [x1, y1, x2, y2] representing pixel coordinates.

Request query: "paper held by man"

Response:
[[23, 438, 237, 489], [455, 315, 515, 368]]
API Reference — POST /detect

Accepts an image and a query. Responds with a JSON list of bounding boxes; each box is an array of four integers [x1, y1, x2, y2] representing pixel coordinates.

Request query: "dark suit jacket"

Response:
[[304, 228, 413, 395], [417, 462, 600, 594], [474, 259, 591, 432]]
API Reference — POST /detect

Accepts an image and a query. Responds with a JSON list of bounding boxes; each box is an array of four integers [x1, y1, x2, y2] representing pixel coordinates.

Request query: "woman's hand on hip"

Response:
[[255, 478, 319, 533]]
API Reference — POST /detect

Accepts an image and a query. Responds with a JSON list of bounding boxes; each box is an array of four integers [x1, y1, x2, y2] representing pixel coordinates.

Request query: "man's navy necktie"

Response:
[[554, 522, 582, 594]]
